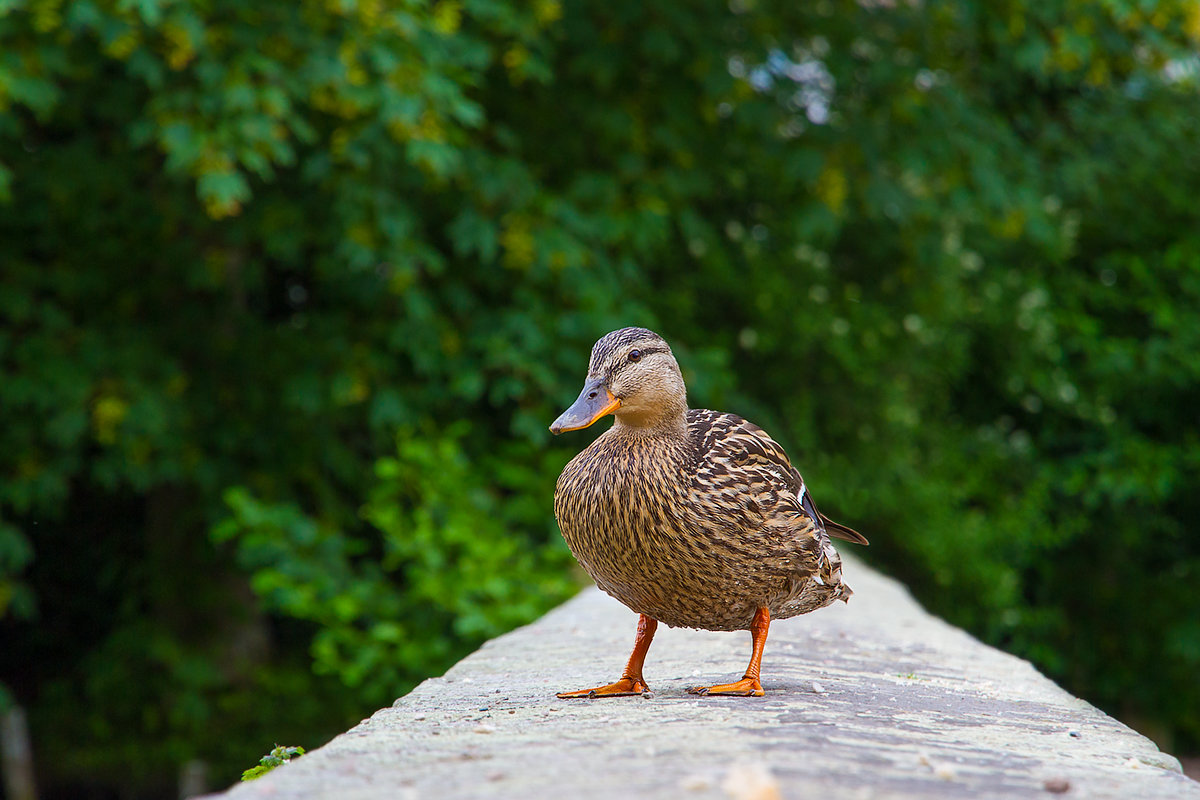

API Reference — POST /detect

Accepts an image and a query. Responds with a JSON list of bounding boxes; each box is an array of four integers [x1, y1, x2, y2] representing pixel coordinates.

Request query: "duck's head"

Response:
[[550, 327, 688, 434]]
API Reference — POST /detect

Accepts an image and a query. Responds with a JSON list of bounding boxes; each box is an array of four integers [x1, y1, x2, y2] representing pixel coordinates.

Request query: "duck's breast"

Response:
[[553, 431, 695, 613]]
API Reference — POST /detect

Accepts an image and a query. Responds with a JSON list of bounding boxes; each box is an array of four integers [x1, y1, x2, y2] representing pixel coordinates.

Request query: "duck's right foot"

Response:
[[685, 676, 764, 697], [556, 677, 649, 699]]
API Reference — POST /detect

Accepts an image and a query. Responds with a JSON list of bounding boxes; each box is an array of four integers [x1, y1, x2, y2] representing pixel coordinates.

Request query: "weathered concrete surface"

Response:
[[206, 555, 1199, 799]]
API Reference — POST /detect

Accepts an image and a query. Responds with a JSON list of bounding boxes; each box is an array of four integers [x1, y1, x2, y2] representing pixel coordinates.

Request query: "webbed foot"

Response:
[[686, 677, 764, 697], [557, 677, 649, 699]]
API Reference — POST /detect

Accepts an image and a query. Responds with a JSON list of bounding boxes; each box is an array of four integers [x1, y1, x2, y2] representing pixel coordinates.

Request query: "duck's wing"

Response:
[[818, 513, 869, 546], [686, 409, 868, 546]]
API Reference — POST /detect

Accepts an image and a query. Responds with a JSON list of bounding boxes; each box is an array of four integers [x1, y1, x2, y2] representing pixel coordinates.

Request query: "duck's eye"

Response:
[[628, 349, 642, 363]]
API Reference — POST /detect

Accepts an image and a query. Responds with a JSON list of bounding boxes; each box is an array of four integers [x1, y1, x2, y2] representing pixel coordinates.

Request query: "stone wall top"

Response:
[[203, 554, 1199, 799]]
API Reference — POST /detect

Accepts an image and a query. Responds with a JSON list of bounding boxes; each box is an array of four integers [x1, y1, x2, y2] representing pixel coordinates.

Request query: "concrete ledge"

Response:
[[206, 555, 1199, 799]]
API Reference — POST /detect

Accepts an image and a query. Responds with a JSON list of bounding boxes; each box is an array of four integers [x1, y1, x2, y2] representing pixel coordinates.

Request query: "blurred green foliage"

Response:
[[2, 0, 1199, 794]]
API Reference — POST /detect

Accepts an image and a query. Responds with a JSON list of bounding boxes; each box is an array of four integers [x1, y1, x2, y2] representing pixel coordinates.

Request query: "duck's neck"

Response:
[[612, 406, 689, 439]]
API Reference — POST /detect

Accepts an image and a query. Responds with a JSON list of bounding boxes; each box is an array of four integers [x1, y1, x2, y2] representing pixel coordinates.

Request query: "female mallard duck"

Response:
[[550, 327, 867, 698]]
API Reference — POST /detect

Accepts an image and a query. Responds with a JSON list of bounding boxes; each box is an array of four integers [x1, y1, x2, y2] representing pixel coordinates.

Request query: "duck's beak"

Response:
[[550, 378, 621, 435]]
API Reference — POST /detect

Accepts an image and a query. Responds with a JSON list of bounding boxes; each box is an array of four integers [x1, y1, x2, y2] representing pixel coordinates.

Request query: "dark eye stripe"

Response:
[[626, 346, 665, 364], [608, 346, 667, 379]]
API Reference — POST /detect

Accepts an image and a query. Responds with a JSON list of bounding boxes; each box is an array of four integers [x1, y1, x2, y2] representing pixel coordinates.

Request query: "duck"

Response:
[[550, 327, 867, 698]]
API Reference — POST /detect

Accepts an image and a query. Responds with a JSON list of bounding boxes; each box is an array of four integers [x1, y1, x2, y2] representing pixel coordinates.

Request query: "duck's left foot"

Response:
[[686, 677, 764, 697], [557, 677, 648, 699], [558, 614, 658, 700]]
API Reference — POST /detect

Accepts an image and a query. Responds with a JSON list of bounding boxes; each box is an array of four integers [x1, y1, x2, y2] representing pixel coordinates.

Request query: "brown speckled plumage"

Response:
[[553, 327, 866, 634]]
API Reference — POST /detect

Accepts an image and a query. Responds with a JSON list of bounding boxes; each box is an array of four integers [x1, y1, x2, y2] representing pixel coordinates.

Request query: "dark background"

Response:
[[2, 0, 1198, 795]]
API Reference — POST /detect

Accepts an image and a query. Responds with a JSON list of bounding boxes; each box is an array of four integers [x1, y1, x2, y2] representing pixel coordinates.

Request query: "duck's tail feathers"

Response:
[[820, 514, 869, 546]]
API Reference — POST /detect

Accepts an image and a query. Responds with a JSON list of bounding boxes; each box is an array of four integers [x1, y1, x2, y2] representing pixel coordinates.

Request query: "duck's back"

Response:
[[554, 409, 852, 631]]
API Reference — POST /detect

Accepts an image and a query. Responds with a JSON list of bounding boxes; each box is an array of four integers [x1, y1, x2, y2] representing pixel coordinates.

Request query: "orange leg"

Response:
[[558, 614, 658, 698], [687, 606, 769, 697]]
